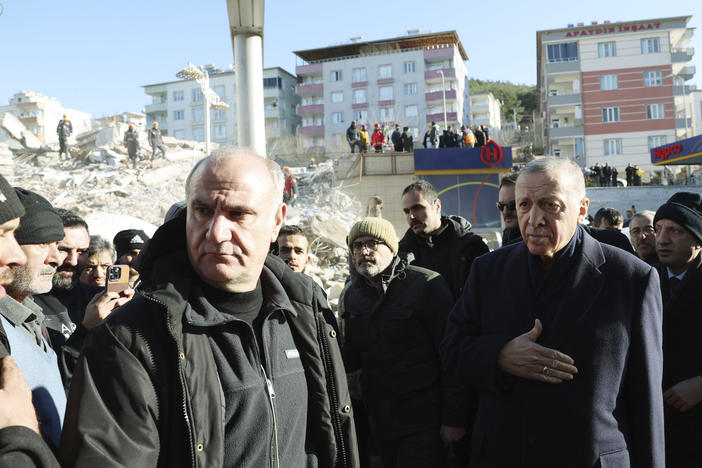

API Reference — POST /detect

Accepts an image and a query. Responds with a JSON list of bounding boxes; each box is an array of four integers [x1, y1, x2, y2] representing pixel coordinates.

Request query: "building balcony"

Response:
[[297, 104, 324, 116], [145, 102, 167, 113], [15, 101, 44, 110], [352, 81, 368, 88], [424, 68, 456, 80], [671, 47, 694, 63], [673, 84, 697, 96], [424, 47, 455, 59], [265, 108, 281, 119], [676, 118, 692, 129], [298, 125, 325, 136], [377, 78, 394, 85], [547, 93, 582, 107], [296, 63, 323, 76], [296, 83, 324, 96], [676, 66, 696, 80], [352, 102, 368, 109], [425, 89, 457, 102], [19, 116, 44, 126], [549, 125, 584, 138], [426, 111, 458, 123], [546, 61, 580, 74], [378, 99, 395, 106]]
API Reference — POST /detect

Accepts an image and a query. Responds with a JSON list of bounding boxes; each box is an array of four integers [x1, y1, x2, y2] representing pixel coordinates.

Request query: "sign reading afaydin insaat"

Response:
[[650, 134, 702, 165], [565, 22, 661, 37]]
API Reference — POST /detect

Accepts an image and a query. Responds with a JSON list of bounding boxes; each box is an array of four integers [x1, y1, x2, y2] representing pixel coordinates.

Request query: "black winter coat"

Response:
[[657, 253, 702, 467], [399, 215, 489, 300], [60, 215, 358, 468]]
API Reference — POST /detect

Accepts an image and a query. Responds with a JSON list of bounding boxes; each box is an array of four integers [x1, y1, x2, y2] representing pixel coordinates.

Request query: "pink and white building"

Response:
[[294, 31, 470, 154], [537, 16, 696, 170]]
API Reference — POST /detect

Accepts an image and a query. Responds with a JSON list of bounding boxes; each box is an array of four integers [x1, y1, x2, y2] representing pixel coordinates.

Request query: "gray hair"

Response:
[[517, 157, 586, 200], [86, 235, 116, 262], [631, 210, 656, 222], [185, 148, 284, 206]]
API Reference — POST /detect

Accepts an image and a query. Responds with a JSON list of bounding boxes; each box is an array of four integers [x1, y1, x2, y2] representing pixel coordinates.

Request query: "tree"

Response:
[[469, 79, 537, 124]]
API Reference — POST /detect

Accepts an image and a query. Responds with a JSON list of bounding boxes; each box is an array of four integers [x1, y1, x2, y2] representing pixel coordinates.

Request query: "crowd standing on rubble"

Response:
[[0, 134, 701, 468]]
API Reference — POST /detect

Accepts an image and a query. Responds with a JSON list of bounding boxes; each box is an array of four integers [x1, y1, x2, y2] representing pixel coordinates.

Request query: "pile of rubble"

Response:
[[2, 114, 362, 304]]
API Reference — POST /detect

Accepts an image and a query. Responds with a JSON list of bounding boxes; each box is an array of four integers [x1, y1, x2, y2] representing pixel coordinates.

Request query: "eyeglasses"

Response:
[[630, 226, 655, 236], [351, 239, 386, 253], [496, 201, 516, 212]]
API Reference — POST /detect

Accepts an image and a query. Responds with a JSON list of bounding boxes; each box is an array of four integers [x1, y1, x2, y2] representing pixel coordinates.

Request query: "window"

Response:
[[641, 38, 660, 54], [546, 42, 578, 63], [602, 107, 620, 123], [648, 135, 667, 149], [405, 105, 418, 118], [378, 65, 392, 79], [192, 108, 204, 122], [192, 127, 205, 141], [379, 86, 394, 101], [173, 110, 184, 121], [331, 112, 344, 124], [192, 89, 203, 102], [263, 77, 282, 89], [646, 103, 665, 119], [404, 83, 417, 95], [379, 107, 394, 121], [331, 91, 343, 103], [173, 90, 184, 102], [598, 42, 616, 58], [173, 129, 185, 139], [352, 68, 366, 82], [214, 125, 226, 139], [404, 61, 416, 73], [330, 70, 343, 81], [212, 109, 227, 120], [353, 89, 367, 104], [604, 139, 622, 155], [213, 85, 226, 99], [643, 70, 662, 87], [354, 110, 368, 122], [600, 74, 618, 90]]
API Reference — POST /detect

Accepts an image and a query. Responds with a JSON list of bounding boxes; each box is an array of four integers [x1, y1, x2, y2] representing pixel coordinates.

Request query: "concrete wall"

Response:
[[586, 185, 690, 215]]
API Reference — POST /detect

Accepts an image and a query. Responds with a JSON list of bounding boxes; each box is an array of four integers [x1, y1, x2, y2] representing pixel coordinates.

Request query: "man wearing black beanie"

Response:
[[0, 188, 67, 454], [653, 191, 702, 467], [112, 229, 149, 287], [0, 178, 62, 467]]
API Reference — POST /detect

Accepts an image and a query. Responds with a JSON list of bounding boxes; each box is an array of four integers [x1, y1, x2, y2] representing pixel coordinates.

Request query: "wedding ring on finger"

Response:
[[542, 365, 549, 376]]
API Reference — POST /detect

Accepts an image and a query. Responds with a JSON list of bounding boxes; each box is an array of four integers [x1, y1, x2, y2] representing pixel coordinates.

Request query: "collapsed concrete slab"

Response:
[[1, 112, 42, 148]]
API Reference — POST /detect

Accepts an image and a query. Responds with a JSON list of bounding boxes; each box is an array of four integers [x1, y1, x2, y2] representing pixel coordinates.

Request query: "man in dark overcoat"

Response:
[[653, 192, 702, 467], [441, 157, 664, 467]]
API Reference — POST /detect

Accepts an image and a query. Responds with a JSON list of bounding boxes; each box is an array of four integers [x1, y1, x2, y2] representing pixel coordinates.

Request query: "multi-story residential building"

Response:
[[0, 90, 91, 144], [470, 92, 502, 132], [263, 67, 301, 156], [143, 66, 299, 149], [294, 31, 470, 153], [537, 16, 695, 169], [691, 89, 702, 137]]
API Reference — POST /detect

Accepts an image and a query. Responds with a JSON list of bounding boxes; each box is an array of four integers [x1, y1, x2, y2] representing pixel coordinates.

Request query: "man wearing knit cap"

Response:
[[0, 177, 63, 467], [653, 191, 702, 467], [0, 188, 67, 453], [113, 228, 149, 287], [342, 217, 464, 467]]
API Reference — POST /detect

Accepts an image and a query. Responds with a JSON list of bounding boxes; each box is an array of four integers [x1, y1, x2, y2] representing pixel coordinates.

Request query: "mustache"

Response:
[[57, 264, 78, 273], [525, 227, 550, 236], [40, 266, 57, 276], [0, 267, 14, 285], [358, 256, 375, 264]]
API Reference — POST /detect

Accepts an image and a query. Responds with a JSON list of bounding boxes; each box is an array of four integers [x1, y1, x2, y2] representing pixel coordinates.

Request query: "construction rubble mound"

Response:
[[3, 118, 362, 307]]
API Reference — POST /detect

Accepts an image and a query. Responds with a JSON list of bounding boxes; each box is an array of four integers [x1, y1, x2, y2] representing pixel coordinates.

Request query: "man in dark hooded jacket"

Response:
[[399, 180, 489, 300]]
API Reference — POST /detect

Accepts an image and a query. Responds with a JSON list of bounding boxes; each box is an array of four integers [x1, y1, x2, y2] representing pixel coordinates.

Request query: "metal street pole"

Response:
[[203, 70, 211, 156], [437, 69, 447, 131]]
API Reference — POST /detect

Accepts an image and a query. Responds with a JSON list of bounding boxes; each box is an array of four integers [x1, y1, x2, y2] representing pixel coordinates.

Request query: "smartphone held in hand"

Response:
[[106, 265, 130, 294]]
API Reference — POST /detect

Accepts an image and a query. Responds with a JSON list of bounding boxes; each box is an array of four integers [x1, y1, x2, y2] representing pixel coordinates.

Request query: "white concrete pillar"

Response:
[[234, 34, 266, 156]]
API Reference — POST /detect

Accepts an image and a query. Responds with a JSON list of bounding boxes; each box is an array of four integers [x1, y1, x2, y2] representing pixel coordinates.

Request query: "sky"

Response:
[[1, 0, 700, 118]]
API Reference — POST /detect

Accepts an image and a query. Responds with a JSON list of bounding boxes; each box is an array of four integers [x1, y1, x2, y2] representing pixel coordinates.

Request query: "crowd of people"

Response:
[[0, 148, 701, 468], [345, 121, 492, 156], [587, 162, 645, 187]]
